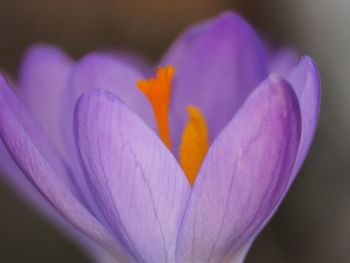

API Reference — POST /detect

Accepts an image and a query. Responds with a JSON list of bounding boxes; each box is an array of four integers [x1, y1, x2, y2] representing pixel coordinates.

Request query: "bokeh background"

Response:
[[0, 0, 348, 262]]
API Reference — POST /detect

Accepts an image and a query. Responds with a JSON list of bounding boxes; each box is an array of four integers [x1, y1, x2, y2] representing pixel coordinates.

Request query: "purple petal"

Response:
[[161, 12, 268, 150], [15, 45, 100, 215], [0, 142, 121, 263], [0, 75, 128, 261], [0, 142, 117, 262], [17, 44, 73, 151], [74, 89, 190, 263], [176, 76, 301, 262], [0, 74, 81, 195], [287, 56, 321, 180], [269, 48, 299, 77], [104, 48, 152, 76], [67, 53, 155, 130], [61, 54, 158, 221], [62, 53, 156, 168]]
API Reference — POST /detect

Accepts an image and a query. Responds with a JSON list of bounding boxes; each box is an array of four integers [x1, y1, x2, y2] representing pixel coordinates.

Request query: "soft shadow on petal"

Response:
[[176, 76, 301, 263], [0, 75, 128, 262], [161, 11, 268, 150], [17, 44, 73, 152], [287, 56, 321, 180], [74, 89, 190, 263]]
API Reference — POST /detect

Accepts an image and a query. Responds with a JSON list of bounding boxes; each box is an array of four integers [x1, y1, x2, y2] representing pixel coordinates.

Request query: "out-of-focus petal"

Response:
[[0, 74, 80, 195], [161, 11, 268, 150], [67, 53, 155, 130], [105, 48, 152, 76], [0, 141, 119, 263], [17, 44, 73, 151], [14, 45, 99, 214], [287, 56, 321, 180], [176, 76, 301, 263], [269, 48, 299, 77], [0, 75, 128, 261], [74, 89, 190, 263]]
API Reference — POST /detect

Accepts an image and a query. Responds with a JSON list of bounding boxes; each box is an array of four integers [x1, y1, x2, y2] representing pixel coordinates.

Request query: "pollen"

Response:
[[179, 106, 209, 185], [137, 66, 174, 150]]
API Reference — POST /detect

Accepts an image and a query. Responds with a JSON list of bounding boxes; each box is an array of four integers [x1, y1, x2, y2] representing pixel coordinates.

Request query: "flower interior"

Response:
[[137, 66, 208, 185]]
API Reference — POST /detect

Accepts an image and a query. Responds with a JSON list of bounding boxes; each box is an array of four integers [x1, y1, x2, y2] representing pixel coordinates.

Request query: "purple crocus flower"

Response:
[[0, 11, 320, 263]]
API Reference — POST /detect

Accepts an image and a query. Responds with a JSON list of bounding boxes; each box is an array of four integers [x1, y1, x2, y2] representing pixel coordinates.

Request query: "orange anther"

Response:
[[137, 66, 174, 149]]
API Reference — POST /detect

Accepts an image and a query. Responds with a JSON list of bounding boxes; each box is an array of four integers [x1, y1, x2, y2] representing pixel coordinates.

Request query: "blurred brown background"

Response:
[[0, 0, 349, 262]]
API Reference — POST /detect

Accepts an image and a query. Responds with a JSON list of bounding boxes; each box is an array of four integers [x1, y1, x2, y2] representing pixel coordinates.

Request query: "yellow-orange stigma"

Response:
[[137, 66, 174, 150], [137, 66, 209, 185], [179, 106, 209, 185]]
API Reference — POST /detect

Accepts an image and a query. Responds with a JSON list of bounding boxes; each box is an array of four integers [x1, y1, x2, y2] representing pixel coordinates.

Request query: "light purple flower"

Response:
[[0, 11, 320, 263]]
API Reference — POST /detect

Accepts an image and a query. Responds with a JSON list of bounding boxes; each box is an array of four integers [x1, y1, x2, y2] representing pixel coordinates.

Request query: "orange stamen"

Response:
[[179, 106, 209, 185], [137, 66, 174, 149], [137, 66, 209, 186]]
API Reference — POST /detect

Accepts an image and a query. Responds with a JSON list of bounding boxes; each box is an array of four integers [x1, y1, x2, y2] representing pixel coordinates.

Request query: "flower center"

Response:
[[137, 66, 209, 185]]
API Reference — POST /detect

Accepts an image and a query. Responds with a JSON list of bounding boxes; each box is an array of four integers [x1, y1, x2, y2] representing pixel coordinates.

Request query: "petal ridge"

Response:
[[74, 89, 191, 263]]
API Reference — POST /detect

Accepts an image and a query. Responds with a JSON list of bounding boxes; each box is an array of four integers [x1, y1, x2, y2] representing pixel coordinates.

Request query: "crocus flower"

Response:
[[0, 11, 320, 263]]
